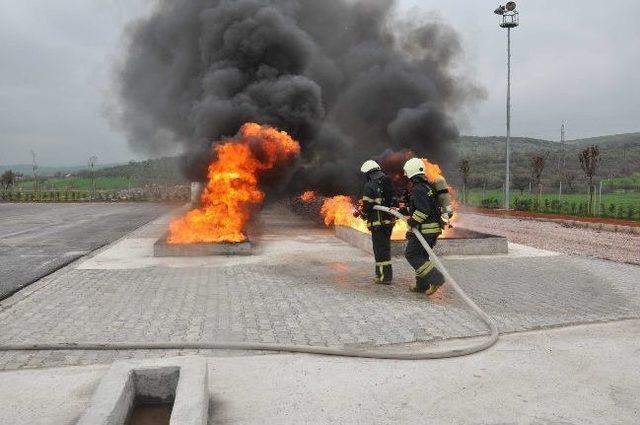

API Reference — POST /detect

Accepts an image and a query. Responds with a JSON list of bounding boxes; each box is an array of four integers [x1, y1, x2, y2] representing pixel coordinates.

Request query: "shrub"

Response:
[[609, 204, 616, 216], [514, 198, 532, 211], [532, 199, 540, 212], [481, 197, 500, 209], [617, 205, 625, 219], [627, 206, 635, 220]]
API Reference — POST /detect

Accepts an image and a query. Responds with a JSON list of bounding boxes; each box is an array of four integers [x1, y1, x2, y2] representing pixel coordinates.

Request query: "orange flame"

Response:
[[320, 196, 408, 240], [168, 123, 300, 244], [421, 158, 444, 183], [299, 190, 317, 203]]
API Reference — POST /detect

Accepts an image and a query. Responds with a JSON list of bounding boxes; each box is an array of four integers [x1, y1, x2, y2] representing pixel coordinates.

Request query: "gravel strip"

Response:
[[458, 213, 640, 265]]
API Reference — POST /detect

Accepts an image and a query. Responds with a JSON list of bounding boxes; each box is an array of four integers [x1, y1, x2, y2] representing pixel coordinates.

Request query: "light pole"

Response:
[[494, 2, 519, 210]]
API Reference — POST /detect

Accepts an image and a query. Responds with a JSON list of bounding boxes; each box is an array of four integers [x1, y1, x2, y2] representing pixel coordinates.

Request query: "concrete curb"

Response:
[[77, 357, 208, 425], [154, 233, 253, 257]]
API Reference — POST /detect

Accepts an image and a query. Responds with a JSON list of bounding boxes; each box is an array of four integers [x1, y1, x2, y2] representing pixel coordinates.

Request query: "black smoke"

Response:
[[115, 0, 484, 195]]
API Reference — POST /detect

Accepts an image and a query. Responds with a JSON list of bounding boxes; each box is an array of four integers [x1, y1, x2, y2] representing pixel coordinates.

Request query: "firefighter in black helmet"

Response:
[[401, 158, 449, 295], [359, 160, 397, 284]]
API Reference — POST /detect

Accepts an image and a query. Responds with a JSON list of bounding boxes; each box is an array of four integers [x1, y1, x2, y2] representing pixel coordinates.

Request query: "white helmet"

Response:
[[360, 160, 381, 174], [403, 158, 425, 179]]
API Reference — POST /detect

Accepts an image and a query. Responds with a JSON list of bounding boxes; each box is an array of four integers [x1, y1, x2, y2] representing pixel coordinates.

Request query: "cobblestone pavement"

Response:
[[0, 203, 172, 299], [459, 212, 640, 265], [0, 205, 639, 370]]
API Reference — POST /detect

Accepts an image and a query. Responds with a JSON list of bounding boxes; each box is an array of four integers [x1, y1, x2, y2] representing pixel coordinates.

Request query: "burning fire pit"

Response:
[[154, 123, 300, 257], [296, 160, 509, 257], [334, 225, 508, 256]]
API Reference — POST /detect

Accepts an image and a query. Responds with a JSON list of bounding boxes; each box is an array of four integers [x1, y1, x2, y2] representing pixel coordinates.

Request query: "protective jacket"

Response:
[[406, 175, 442, 236], [361, 170, 396, 229]]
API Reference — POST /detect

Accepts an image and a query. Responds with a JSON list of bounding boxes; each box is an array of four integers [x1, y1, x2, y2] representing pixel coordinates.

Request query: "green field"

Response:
[[463, 188, 640, 220], [17, 176, 135, 191]]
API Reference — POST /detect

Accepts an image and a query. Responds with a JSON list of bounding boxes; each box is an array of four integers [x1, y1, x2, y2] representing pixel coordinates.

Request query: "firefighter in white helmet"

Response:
[[400, 158, 448, 295], [359, 160, 397, 284]]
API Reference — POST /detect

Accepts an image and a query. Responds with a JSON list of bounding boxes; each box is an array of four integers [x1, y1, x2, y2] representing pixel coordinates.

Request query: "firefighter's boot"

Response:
[[410, 260, 445, 295], [374, 262, 393, 284]]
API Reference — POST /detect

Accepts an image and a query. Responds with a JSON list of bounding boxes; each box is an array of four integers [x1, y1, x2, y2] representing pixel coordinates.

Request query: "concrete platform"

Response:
[[335, 225, 508, 256], [153, 234, 253, 257]]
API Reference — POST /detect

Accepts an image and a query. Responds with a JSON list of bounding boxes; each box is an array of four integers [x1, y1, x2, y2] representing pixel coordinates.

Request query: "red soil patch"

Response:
[[461, 207, 640, 228]]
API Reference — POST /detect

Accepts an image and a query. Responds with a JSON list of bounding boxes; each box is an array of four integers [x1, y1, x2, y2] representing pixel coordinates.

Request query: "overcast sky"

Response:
[[1, 0, 639, 166]]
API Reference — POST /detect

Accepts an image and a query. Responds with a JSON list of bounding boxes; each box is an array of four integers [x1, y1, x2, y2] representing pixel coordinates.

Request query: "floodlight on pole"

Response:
[[494, 3, 519, 210]]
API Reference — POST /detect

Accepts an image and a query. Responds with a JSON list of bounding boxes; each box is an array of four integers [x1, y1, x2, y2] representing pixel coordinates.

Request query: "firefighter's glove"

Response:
[[408, 218, 420, 229], [440, 212, 453, 225]]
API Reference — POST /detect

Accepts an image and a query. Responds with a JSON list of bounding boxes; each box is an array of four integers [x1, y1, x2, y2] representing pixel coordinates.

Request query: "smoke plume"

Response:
[[115, 0, 483, 195]]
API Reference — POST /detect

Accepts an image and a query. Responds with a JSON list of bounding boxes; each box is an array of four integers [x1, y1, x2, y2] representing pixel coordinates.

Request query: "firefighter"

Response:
[[359, 160, 397, 284], [401, 158, 450, 295]]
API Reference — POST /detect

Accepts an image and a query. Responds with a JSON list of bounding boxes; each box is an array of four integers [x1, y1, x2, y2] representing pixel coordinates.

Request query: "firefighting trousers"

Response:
[[405, 233, 445, 291], [371, 224, 394, 282]]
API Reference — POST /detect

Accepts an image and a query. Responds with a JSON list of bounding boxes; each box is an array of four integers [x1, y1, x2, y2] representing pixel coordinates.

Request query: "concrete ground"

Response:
[[0, 203, 638, 423], [1, 320, 638, 425], [0, 203, 172, 299]]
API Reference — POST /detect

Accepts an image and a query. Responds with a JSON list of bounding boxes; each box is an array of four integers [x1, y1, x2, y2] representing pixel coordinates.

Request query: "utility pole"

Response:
[[494, 2, 520, 210], [561, 123, 566, 168], [557, 122, 566, 170], [89, 156, 98, 201], [30, 150, 39, 199]]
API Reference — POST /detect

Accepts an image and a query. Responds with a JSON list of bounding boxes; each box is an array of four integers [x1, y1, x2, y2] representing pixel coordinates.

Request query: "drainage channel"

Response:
[[78, 357, 208, 425], [126, 368, 178, 425]]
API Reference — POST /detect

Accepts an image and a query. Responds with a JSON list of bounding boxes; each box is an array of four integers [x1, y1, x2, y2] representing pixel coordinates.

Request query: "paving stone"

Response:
[[0, 205, 639, 370]]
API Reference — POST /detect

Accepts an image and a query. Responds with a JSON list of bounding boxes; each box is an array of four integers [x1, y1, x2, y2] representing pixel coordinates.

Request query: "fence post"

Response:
[[462, 183, 466, 204], [598, 181, 603, 215], [558, 181, 562, 212]]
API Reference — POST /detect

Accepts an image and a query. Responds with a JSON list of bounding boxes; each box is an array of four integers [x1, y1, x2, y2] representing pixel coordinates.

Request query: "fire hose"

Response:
[[0, 206, 498, 360]]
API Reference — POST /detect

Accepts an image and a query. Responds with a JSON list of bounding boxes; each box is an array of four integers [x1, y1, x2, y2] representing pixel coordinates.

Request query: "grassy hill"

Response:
[[74, 157, 186, 185], [4, 157, 186, 194], [452, 133, 640, 192], [566, 133, 640, 148]]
